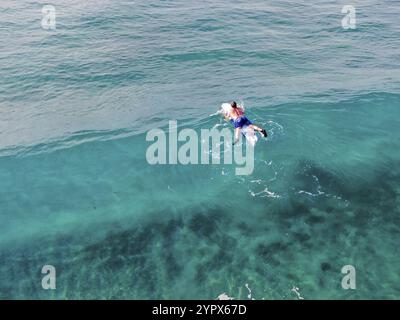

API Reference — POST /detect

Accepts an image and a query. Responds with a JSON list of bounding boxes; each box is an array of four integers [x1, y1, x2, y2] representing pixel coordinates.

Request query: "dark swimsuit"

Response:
[[231, 116, 253, 128]]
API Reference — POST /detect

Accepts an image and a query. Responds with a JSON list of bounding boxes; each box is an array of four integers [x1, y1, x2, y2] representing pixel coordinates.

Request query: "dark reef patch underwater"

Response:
[[1, 152, 399, 299]]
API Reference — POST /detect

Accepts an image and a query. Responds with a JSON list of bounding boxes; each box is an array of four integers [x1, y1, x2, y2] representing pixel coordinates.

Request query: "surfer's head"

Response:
[[231, 101, 237, 108]]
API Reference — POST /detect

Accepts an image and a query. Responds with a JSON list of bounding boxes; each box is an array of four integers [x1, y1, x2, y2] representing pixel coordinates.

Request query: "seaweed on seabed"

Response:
[[320, 262, 332, 272], [187, 208, 227, 241], [256, 241, 289, 260]]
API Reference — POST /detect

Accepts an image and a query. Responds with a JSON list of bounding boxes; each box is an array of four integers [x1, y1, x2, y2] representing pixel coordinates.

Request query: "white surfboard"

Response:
[[220, 103, 232, 117], [241, 125, 258, 146]]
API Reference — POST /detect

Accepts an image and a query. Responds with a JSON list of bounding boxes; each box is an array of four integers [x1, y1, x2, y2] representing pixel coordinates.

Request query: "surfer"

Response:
[[223, 101, 267, 145]]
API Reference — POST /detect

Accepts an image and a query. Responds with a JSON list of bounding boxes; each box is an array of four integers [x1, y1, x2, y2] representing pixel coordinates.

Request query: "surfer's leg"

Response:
[[249, 124, 268, 137], [249, 124, 262, 131], [233, 127, 241, 145]]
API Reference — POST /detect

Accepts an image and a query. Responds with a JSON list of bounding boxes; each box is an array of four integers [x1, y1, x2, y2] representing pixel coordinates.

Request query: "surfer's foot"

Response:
[[261, 129, 267, 137]]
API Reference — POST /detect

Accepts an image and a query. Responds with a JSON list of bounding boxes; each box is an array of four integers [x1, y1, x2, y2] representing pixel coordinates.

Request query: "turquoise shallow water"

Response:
[[1, 1, 400, 299]]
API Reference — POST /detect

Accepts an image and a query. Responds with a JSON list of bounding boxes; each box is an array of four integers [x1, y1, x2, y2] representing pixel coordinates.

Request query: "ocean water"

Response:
[[1, 0, 400, 299]]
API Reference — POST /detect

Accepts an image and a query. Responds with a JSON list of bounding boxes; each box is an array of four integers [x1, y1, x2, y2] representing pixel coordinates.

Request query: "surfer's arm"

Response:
[[233, 127, 241, 145]]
